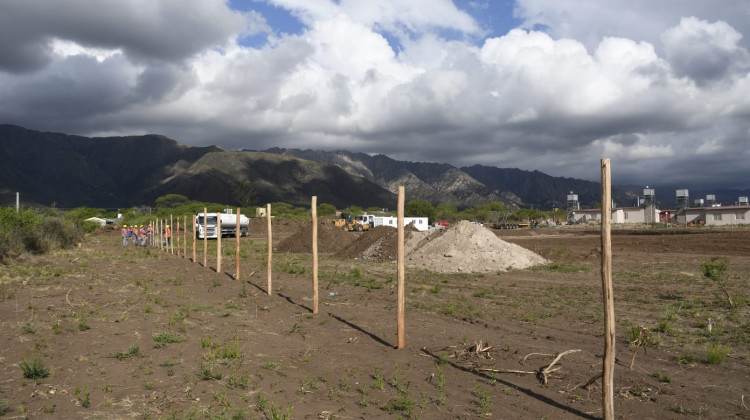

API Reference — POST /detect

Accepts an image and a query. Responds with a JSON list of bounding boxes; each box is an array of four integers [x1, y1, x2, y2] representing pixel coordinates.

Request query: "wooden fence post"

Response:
[[267, 203, 272, 295], [183, 215, 187, 257], [601, 158, 615, 420], [203, 207, 208, 268], [177, 220, 181, 257], [397, 186, 406, 349], [312, 196, 319, 314], [236, 208, 241, 281], [170, 214, 174, 254], [217, 214, 222, 273]]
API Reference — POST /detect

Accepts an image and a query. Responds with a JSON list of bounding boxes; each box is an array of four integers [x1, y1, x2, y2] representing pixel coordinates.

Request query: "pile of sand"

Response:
[[405, 221, 547, 273]]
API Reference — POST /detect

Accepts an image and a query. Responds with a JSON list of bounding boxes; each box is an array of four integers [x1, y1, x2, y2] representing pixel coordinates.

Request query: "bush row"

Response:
[[0, 208, 83, 260]]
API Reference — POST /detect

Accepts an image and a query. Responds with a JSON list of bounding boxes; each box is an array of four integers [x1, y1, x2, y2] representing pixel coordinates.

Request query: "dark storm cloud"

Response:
[[0, 0, 247, 73]]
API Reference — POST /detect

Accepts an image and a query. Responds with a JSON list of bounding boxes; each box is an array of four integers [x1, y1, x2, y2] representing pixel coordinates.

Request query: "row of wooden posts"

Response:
[[150, 169, 615, 419], [151, 187, 409, 350]]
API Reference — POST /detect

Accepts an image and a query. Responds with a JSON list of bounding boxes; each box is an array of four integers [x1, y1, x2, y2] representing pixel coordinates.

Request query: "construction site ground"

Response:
[[1, 220, 748, 419]]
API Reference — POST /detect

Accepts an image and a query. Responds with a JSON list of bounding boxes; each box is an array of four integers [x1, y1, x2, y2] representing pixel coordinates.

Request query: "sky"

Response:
[[1, 0, 749, 190]]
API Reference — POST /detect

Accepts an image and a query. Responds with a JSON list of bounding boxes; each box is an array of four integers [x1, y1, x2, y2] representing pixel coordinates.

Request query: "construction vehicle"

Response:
[[333, 213, 371, 232], [490, 209, 518, 229]]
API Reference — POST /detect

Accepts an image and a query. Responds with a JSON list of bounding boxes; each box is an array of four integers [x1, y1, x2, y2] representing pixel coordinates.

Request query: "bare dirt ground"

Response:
[[1, 221, 749, 419]]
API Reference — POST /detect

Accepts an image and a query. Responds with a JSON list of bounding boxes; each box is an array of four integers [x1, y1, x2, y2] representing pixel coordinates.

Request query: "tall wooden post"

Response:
[[267, 203, 272, 295], [203, 207, 208, 268], [235, 208, 241, 281], [170, 214, 174, 254], [160, 219, 164, 251], [158, 219, 162, 250], [192, 214, 197, 262], [397, 186, 406, 349], [601, 158, 615, 420], [217, 214, 222, 273], [177, 220, 182, 257], [183, 215, 187, 257], [312, 196, 319, 314]]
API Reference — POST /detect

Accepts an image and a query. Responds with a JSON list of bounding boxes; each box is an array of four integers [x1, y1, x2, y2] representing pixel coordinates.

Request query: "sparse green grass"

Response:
[[677, 351, 696, 365], [112, 344, 140, 360], [203, 336, 242, 360], [651, 371, 671, 383], [152, 331, 186, 348], [531, 262, 589, 273]]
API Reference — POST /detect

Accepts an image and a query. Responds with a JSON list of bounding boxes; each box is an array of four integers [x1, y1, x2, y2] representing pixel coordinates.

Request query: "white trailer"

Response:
[[363, 215, 429, 231], [196, 211, 249, 239]]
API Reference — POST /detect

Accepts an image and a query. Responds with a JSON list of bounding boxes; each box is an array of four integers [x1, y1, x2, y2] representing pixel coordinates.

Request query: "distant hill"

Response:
[[0, 125, 395, 209], [262, 148, 633, 209], [5, 124, 744, 211]]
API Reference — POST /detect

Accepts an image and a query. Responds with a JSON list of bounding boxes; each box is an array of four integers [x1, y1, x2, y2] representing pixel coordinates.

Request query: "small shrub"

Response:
[[700, 257, 734, 307], [20, 322, 35, 334], [651, 371, 671, 383], [677, 351, 695, 365], [706, 343, 730, 364], [113, 344, 140, 360], [20, 356, 50, 379], [74, 386, 90, 408]]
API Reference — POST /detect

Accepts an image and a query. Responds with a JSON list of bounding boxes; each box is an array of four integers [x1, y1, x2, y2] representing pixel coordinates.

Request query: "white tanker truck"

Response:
[[196, 211, 250, 239]]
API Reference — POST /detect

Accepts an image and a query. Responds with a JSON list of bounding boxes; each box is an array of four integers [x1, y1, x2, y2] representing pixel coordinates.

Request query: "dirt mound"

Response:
[[406, 220, 547, 273], [250, 218, 307, 238], [276, 219, 356, 253]]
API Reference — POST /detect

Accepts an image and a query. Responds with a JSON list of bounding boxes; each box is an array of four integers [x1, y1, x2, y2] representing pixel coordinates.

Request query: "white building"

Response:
[[569, 206, 659, 225], [677, 205, 750, 226]]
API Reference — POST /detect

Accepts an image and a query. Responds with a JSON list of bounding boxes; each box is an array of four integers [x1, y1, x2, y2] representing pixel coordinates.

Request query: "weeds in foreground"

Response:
[[706, 343, 730, 364], [371, 366, 385, 390], [700, 257, 734, 307], [532, 262, 589, 273], [74, 386, 90, 408], [152, 331, 186, 348], [474, 384, 492, 416], [198, 362, 222, 380], [112, 344, 140, 360], [203, 336, 243, 360], [677, 351, 696, 365]]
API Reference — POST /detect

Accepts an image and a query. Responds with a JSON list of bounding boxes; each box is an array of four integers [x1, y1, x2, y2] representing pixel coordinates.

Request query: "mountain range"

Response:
[[1, 124, 746, 211]]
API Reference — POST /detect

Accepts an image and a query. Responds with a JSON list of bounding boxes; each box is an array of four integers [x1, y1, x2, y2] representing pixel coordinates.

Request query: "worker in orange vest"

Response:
[[132, 224, 140, 246], [122, 224, 128, 247], [165, 225, 171, 246]]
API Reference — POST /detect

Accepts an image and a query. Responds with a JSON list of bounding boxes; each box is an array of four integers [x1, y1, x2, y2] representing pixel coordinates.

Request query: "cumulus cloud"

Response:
[[662, 16, 750, 85], [0, 0, 749, 189]]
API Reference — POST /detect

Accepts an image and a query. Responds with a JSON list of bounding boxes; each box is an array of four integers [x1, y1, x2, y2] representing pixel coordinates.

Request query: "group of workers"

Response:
[[121, 224, 172, 247]]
